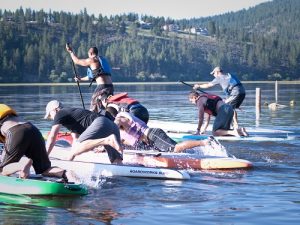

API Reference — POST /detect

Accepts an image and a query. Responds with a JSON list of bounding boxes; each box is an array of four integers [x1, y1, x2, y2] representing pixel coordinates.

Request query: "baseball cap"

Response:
[[210, 66, 222, 75], [44, 100, 62, 119]]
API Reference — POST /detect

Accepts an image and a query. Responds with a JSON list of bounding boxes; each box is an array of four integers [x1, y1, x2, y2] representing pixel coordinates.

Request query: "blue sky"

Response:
[[1, 0, 271, 19]]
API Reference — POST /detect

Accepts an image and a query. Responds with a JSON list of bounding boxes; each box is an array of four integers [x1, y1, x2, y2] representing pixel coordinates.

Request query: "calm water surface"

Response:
[[0, 83, 299, 225]]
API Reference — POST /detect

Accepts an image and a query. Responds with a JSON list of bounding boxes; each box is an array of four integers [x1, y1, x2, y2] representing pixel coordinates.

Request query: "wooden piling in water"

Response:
[[275, 80, 278, 103], [256, 88, 261, 123]]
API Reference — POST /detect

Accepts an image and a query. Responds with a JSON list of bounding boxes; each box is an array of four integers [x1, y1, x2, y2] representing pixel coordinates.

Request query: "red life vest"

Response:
[[199, 94, 222, 116], [107, 92, 138, 110]]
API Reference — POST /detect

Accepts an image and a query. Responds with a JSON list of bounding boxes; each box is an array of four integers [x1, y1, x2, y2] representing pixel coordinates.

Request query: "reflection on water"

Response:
[[0, 83, 300, 224]]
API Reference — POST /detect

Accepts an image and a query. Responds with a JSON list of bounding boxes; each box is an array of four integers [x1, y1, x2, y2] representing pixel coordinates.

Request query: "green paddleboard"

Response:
[[0, 175, 88, 196], [0, 193, 32, 204]]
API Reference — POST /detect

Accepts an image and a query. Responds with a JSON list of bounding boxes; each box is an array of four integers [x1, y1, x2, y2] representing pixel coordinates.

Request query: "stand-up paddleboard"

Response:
[[148, 120, 297, 141], [44, 131, 73, 145], [50, 146, 252, 170], [168, 132, 296, 142], [0, 193, 32, 204], [0, 175, 88, 196], [50, 157, 190, 180], [124, 150, 252, 170]]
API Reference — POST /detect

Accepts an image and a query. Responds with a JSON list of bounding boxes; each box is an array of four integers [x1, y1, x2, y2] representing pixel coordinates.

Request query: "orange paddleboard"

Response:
[[123, 152, 253, 170], [49, 133, 253, 170]]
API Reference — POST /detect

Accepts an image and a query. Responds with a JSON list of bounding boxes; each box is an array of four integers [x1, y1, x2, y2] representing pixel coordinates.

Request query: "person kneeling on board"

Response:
[[44, 100, 123, 163], [107, 108, 215, 153], [188, 91, 248, 137], [0, 104, 72, 181]]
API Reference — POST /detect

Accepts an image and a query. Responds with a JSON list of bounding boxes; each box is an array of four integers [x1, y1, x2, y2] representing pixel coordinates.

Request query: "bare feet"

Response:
[[107, 134, 123, 155], [93, 146, 106, 153], [240, 127, 249, 137], [65, 170, 81, 183], [233, 128, 241, 137], [19, 169, 30, 179], [112, 158, 123, 165]]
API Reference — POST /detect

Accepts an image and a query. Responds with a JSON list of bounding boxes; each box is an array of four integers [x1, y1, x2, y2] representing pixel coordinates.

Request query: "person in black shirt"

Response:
[[45, 100, 123, 164]]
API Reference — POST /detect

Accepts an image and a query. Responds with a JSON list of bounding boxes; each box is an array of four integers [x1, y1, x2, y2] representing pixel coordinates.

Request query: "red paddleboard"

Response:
[[45, 132, 73, 145]]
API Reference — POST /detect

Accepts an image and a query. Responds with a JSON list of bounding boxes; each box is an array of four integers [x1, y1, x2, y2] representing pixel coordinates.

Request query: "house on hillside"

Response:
[[163, 24, 179, 32], [190, 27, 209, 36], [139, 20, 152, 29]]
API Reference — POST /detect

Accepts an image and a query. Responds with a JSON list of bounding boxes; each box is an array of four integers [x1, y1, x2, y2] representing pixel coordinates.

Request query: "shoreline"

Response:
[[1, 80, 300, 87]]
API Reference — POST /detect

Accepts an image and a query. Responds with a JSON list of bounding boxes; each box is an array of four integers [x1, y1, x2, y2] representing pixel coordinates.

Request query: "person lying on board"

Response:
[[193, 66, 246, 129], [188, 91, 248, 137], [99, 91, 150, 124], [44, 100, 123, 164], [66, 44, 114, 113], [0, 103, 72, 181], [108, 109, 216, 153]]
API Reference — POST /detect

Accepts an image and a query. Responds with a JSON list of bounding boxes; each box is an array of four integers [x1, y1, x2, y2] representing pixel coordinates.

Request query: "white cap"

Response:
[[210, 66, 222, 75], [44, 100, 62, 119]]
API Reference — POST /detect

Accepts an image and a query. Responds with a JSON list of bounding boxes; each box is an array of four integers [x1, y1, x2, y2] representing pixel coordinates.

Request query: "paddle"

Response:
[[66, 43, 85, 109], [179, 80, 207, 94]]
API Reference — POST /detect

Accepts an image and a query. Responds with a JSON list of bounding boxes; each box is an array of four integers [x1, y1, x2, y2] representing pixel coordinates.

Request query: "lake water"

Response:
[[0, 82, 300, 224]]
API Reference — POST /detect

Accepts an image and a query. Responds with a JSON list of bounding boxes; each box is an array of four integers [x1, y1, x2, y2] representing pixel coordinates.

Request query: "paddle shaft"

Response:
[[68, 48, 85, 109], [179, 80, 207, 94]]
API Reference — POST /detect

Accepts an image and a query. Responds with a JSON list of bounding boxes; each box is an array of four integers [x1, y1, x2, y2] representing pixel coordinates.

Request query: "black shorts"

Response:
[[0, 123, 51, 174], [78, 117, 123, 163], [147, 128, 176, 152], [213, 104, 234, 131], [225, 93, 245, 109]]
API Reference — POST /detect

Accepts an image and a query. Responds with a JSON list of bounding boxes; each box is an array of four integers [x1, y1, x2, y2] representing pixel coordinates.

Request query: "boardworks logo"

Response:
[[130, 169, 165, 175]]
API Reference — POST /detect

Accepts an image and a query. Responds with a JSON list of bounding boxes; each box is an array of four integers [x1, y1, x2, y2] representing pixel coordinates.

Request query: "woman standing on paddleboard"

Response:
[[66, 44, 114, 113]]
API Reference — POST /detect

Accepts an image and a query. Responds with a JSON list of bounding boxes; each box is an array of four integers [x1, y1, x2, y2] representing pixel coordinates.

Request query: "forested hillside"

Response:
[[0, 0, 299, 83]]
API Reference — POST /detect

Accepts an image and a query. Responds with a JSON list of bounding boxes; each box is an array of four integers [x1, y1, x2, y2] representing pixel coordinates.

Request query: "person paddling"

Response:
[[66, 44, 114, 113], [193, 66, 246, 129]]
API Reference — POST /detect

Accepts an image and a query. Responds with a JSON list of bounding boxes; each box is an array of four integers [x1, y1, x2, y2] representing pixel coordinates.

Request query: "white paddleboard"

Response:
[[49, 146, 190, 180], [148, 120, 296, 141]]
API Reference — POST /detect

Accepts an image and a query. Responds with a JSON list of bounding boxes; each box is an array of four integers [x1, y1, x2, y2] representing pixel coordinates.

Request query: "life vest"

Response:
[[199, 94, 222, 116], [107, 93, 138, 111], [87, 56, 112, 79], [225, 73, 241, 95], [0, 104, 17, 143]]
